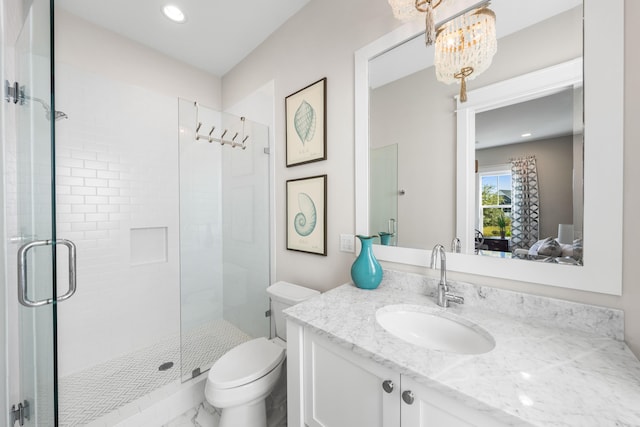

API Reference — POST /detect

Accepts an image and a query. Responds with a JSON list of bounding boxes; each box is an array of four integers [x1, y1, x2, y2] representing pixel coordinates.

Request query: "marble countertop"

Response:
[[284, 271, 640, 427]]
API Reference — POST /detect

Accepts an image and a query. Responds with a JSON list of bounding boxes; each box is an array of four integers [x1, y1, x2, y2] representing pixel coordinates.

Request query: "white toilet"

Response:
[[205, 281, 320, 427]]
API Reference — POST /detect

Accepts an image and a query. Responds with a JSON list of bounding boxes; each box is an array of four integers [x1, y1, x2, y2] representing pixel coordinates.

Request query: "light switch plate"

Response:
[[339, 234, 355, 253]]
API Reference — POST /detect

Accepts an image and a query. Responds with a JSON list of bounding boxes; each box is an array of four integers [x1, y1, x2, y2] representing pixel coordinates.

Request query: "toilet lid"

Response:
[[207, 337, 285, 390]]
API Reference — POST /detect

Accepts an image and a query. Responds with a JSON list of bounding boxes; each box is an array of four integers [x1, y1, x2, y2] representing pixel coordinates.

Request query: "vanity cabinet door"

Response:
[[303, 332, 400, 427], [400, 377, 505, 427]]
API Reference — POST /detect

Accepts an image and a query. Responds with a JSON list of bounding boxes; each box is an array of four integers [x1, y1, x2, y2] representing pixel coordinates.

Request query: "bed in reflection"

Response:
[[510, 237, 583, 265]]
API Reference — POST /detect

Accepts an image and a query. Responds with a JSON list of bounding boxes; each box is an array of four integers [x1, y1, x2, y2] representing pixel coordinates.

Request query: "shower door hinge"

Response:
[[4, 80, 25, 104], [265, 309, 271, 317], [263, 147, 270, 155], [10, 400, 29, 426]]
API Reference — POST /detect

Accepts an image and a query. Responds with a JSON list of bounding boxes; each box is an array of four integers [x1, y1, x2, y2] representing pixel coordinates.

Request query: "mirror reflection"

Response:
[[474, 87, 583, 264], [368, 0, 583, 263]]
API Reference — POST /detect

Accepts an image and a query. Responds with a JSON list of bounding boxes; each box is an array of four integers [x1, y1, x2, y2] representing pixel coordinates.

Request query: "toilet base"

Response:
[[219, 399, 266, 427]]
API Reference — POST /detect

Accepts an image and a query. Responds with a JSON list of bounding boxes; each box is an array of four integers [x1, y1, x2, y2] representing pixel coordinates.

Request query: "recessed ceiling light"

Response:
[[521, 132, 532, 138], [163, 5, 186, 23]]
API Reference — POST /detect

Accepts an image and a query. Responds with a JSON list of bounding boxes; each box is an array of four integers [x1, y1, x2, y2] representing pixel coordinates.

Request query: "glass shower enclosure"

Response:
[[7, 1, 272, 423], [51, 78, 271, 424], [48, 92, 270, 426], [178, 99, 271, 380], [10, 0, 61, 425]]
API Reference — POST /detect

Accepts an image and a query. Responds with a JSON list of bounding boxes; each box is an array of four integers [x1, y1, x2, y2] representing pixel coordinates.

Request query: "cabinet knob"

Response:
[[382, 380, 394, 393], [402, 390, 415, 405]]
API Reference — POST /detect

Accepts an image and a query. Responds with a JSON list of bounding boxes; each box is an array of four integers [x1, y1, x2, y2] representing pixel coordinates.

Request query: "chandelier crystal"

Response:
[[387, 0, 422, 21], [434, 6, 497, 101], [387, 0, 442, 45]]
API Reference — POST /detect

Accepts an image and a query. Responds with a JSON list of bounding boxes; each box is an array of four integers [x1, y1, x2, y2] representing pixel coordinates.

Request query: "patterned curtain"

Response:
[[510, 156, 539, 250]]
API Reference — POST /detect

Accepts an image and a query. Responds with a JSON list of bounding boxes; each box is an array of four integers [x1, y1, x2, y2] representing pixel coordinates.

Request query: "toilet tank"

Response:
[[267, 281, 320, 341]]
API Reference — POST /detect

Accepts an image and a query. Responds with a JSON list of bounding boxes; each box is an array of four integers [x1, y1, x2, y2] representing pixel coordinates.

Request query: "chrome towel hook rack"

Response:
[[194, 102, 249, 150]]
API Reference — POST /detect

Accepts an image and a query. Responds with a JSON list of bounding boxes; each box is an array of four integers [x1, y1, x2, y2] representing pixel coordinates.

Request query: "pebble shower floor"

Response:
[[58, 319, 252, 426]]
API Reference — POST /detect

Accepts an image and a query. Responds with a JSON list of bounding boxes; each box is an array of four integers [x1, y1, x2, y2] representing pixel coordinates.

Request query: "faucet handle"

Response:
[[445, 293, 464, 305]]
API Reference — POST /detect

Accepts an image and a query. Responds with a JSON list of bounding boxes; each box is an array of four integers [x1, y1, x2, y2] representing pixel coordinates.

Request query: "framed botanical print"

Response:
[[285, 78, 327, 167], [286, 175, 327, 255]]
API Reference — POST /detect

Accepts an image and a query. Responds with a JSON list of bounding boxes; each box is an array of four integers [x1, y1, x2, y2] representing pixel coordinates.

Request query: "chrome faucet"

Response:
[[451, 237, 461, 253], [430, 244, 464, 308]]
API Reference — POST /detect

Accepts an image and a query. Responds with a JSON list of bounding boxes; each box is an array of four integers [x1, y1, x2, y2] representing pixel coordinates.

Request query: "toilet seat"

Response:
[[207, 337, 285, 390]]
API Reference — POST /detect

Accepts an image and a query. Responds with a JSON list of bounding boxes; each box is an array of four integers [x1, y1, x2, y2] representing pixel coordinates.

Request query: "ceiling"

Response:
[[475, 88, 579, 150], [56, 0, 311, 77]]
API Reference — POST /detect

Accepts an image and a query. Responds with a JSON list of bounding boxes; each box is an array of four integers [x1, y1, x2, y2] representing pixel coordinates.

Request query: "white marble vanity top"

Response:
[[284, 270, 640, 426]]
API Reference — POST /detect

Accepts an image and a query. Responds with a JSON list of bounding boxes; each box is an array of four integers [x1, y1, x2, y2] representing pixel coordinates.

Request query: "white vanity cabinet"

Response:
[[399, 376, 505, 427], [288, 323, 507, 427], [302, 329, 401, 427]]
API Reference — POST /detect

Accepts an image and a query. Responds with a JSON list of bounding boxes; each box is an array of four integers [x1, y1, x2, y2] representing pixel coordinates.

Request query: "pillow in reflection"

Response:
[[537, 238, 563, 257]]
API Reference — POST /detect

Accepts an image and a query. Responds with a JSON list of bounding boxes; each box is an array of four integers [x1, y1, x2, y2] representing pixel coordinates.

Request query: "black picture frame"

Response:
[[285, 78, 327, 167], [286, 175, 327, 255]]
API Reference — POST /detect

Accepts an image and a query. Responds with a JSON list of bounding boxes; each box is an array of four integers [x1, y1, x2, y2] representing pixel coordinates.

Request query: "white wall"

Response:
[[53, 9, 222, 376], [222, 0, 400, 292], [54, 9, 221, 109], [370, 67, 456, 250], [53, 62, 181, 376], [622, 0, 640, 357], [225, 80, 277, 287], [222, 0, 640, 357]]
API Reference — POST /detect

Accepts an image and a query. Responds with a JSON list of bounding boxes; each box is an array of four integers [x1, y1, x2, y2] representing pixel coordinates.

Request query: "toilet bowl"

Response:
[[205, 337, 285, 427], [204, 282, 319, 427]]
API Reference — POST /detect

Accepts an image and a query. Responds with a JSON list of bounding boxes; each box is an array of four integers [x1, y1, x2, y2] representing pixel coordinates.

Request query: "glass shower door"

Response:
[[11, 0, 58, 425], [370, 144, 398, 244], [178, 102, 271, 380]]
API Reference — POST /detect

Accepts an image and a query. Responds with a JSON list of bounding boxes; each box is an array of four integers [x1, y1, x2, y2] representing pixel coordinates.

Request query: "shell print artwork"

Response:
[[294, 100, 316, 145], [294, 193, 317, 237]]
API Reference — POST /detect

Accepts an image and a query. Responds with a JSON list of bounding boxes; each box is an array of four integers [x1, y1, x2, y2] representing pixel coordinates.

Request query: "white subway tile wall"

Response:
[[55, 63, 181, 379], [54, 63, 272, 425]]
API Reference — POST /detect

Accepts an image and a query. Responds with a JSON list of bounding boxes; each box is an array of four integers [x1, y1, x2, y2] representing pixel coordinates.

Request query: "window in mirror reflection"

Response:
[[478, 168, 512, 243], [475, 86, 583, 264]]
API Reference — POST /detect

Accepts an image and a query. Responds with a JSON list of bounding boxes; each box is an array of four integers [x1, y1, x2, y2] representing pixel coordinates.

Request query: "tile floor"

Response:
[[163, 402, 220, 427], [163, 366, 287, 427], [59, 319, 252, 426]]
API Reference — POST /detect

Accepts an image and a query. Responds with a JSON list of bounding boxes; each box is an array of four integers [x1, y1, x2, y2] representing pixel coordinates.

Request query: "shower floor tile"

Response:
[[59, 319, 252, 426], [180, 319, 253, 379]]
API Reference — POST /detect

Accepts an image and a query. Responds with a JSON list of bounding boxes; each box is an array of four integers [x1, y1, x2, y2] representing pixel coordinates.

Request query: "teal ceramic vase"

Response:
[[351, 235, 383, 290], [379, 232, 393, 246]]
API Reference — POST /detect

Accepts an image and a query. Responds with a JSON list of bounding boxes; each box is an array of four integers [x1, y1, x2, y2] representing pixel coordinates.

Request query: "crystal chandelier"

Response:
[[434, 6, 497, 102], [387, 0, 422, 21], [387, 0, 442, 45]]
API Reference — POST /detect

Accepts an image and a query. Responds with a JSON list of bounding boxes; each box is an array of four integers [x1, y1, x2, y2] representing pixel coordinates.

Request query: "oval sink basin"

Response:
[[376, 305, 495, 355]]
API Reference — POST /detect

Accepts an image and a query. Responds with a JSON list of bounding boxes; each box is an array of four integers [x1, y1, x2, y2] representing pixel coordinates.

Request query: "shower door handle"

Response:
[[17, 239, 77, 307]]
